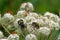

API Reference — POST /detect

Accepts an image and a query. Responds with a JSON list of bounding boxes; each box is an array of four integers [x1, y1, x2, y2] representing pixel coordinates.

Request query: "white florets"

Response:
[[27, 24, 34, 33], [25, 16, 36, 23], [17, 10, 27, 18], [44, 12, 59, 22], [48, 20, 60, 30], [20, 3, 27, 10], [2, 13, 14, 24], [25, 34, 37, 40], [3, 13, 14, 21], [8, 34, 19, 40], [20, 2, 34, 11], [37, 16, 49, 27], [38, 27, 51, 36], [44, 12, 53, 17], [28, 12, 39, 18]]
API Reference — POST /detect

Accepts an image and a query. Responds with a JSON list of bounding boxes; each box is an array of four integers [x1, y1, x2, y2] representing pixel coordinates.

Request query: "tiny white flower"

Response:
[[39, 16, 48, 21], [48, 20, 60, 30], [49, 15, 59, 22], [38, 27, 51, 36], [25, 34, 37, 40], [20, 2, 34, 11], [8, 34, 19, 40], [38, 16, 49, 27], [0, 31, 4, 39], [20, 2, 27, 10], [44, 12, 59, 22], [25, 16, 36, 23], [44, 12, 54, 19], [27, 23, 34, 33], [28, 12, 39, 18], [3, 13, 14, 21], [17, 10, 28, 18], [2, 13, 14, 24]]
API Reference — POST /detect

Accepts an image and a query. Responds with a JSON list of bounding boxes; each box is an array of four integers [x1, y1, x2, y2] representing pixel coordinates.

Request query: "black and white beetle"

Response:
[[18, 19, 27, 29]]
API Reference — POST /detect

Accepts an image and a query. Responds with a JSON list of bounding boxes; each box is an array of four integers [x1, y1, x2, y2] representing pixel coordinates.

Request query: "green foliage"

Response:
[[0, 0, 60, 15]]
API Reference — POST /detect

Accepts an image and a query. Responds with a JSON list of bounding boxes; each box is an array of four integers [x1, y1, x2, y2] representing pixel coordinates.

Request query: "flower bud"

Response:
[[25, 34, 37, 40]]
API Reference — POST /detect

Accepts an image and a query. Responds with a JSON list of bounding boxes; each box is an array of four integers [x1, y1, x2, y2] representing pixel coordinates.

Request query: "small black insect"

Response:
[[32, 22, 39, 29], [18, 19, 27, 29]]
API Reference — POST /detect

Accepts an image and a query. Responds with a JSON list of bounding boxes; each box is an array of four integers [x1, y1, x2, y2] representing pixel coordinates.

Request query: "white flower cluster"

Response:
[[8, 33, 19, 40], [25, 34, 37, 40], [1, 13, 14, 25], [0, 33, 19, 40], [0, 2, 60, 40], [38, 27, 51, 36], [20, 2, 34, 11], [44, 12, 59, 22]]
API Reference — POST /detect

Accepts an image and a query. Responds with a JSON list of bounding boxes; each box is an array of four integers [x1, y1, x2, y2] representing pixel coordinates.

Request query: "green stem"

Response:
[[1, 23, 11, 35]]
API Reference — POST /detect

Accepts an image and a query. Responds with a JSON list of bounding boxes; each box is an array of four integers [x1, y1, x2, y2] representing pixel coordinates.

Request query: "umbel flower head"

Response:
[[38, 27, 51, 36], [7, 32, 19, 40], [48, 20, 60, 30], [25, 15, 36, 23], [3, 13, 14, 21], [25, 34, 37, 40], [1, 13, 14, 24], [20, 2, 34, 11], [44, 12, 59, 22], [28, 12, 39, 18], [17, 10, 28, 18]]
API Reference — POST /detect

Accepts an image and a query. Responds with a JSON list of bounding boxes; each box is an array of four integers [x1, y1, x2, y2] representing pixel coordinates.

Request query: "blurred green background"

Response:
[[0, 0, 60, 15]]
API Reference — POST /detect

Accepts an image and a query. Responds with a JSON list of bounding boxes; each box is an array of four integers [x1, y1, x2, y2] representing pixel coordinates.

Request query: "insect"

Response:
[[32, 22, 39, 29], [18, 19, 27, 29]]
